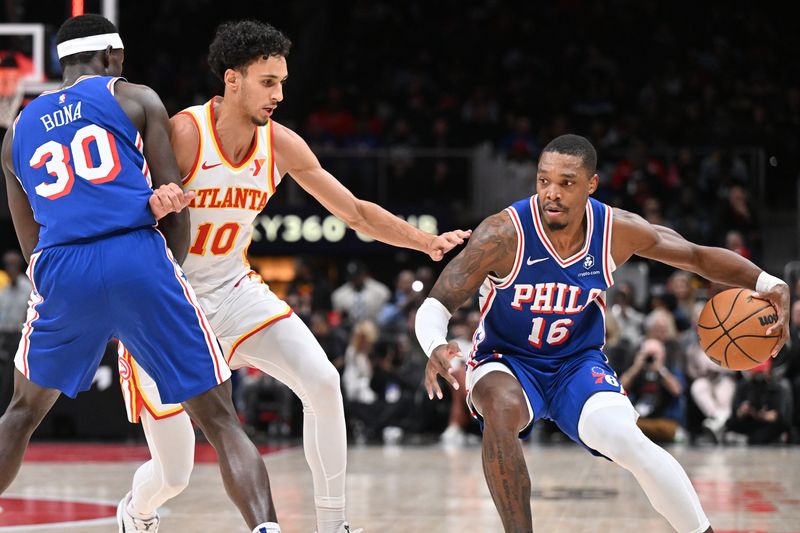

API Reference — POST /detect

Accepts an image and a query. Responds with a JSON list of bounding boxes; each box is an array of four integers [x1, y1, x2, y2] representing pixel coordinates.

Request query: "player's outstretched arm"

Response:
[[1, 128, 40, 262], [416, 211, 517, 399], [613, 207, 789, 354], [272, 121, 471, 260], [115, 82, 194, 263]]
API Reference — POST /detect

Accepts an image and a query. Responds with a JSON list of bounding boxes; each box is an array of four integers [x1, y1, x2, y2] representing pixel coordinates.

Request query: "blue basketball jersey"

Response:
[[472, 195, 615, 371], [12, 75, 155, 251]]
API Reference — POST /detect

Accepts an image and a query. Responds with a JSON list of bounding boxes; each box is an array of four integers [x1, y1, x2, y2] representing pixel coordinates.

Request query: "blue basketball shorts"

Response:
[[14, 227, 230, 402], [466, 350, 625, 455]]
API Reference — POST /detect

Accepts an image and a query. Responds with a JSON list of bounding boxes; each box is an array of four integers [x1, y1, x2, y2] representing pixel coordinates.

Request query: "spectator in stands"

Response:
[[344, 330, 427, 444], [604, 311, 633, 374], [287, 257, 334, 313], [621, 338, 686, 443], [724, 229, 752, 260], [332, 261, 391, 327], [610, 281, 645, 349], [309, 311, 349, 374], [438, 315, 474, 446], [773, 300, 800, 442], [0, 250, 32, 335], [725, 360, 792, 445], [686, 337, 736, 443], [378, 269, 418, 335], [713, 185, 762, 261], [342, 320, 379, 405], [665, 271, 699, 334], [0, 250, 31, 411], [610, 139, 668, 212], [236, 369, 295, 438], [644, 306, 688, 372]]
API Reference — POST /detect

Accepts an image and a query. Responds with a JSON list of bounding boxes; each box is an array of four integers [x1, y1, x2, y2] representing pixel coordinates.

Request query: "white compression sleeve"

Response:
[[578, 393, 710, 533], [131, 410, 195, 517], [233, 314, 348, 533], [415, 297, 451, 357]]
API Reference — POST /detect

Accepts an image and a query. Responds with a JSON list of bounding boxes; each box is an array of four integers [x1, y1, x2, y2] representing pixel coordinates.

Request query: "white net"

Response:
[[0, 66, 23, 130]]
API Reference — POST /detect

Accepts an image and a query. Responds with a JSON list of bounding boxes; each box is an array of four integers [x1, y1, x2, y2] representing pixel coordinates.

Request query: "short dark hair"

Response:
[[208, 20, 292, 81], [541, 134, 597, 174], [55, 14, 118, 66]]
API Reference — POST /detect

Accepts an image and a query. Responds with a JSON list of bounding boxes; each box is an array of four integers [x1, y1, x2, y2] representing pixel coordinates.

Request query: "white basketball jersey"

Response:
[[177, 97, 281, 296]]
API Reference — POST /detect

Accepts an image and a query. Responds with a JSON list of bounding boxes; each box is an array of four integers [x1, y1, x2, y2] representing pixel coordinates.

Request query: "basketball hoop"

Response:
[[0, 65, 23, 129]]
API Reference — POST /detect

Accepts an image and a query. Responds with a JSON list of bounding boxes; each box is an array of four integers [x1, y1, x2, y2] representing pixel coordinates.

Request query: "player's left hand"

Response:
[[753, 282, 790, 357], [427, 229, 472, 261], [149, 184, 196, 220], [425, 341, 463, 400]]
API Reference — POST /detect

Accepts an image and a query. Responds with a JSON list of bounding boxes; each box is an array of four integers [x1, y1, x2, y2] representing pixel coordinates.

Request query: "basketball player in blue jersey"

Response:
[[0, 15, 283, 533], [415, 134, 790, 533]]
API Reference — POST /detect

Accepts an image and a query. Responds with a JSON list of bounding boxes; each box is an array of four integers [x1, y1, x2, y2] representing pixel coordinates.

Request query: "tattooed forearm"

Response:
[[429, 211, 517, 312]]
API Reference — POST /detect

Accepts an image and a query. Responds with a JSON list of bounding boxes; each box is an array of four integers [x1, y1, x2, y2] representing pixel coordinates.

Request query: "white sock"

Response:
[[315, 501, 346, 533], [578, 393, 710, 533], [252, 522, 281, 533], [126, 495, 156, 520]]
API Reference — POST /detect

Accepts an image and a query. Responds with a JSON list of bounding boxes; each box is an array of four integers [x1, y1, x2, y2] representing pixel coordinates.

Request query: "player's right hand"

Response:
[[149, 183, 196, 220], [425, 341, 463, 400], [753, 282, 790, 357]]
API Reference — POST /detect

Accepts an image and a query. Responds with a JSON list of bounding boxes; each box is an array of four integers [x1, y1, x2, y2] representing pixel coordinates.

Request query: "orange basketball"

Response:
[[696, 288, 780, 370]]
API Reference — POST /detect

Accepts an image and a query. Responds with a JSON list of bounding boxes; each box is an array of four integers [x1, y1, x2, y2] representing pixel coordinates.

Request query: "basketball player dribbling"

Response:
[[116, 19, 471, 533], [415, 134, 789, 533], [0, 15, 282, 533]]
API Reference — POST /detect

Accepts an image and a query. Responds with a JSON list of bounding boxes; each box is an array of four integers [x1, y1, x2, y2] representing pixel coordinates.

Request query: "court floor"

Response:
[[1, 440, 799, 532]]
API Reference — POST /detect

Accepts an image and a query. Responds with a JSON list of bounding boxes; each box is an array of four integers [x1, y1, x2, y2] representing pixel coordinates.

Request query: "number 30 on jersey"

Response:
[[30, 124, 121, 199]]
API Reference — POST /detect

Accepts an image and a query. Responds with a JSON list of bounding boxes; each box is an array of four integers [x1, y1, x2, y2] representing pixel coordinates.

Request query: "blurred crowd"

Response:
[[224, 252, 800, 449], [0, 1, 796, 447]]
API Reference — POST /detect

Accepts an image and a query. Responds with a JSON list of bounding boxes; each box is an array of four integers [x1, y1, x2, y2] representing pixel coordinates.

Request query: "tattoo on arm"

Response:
[[430, 211, 517, 312]]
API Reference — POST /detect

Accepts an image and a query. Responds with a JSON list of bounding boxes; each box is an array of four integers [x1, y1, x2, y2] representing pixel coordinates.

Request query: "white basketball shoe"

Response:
[[117, 492, 160, 532], [314, 523, 363, 533]]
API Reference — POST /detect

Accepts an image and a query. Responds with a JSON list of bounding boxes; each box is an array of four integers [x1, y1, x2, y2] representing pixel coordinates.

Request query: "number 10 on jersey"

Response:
[[189, 222, 241, 256]]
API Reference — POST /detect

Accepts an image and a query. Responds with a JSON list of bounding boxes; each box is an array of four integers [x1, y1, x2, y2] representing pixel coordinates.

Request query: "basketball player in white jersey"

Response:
[[115, 20, 470, 533]]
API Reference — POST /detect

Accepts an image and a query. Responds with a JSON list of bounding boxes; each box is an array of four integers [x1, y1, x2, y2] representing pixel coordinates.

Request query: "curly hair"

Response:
[[208, 20, 292, 81]]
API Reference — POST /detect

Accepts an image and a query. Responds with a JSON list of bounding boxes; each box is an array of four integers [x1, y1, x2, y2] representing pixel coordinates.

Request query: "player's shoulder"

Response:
[[471, 209, 517, 244], [611, 206, 644, 226], [113, 80, 161, 106], [170, 110, 201, 140], [269, 118, 300, 144], [610, 206, 658, 248]]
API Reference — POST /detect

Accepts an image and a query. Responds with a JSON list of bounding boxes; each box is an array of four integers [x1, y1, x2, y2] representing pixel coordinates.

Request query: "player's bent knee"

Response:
[[0, 406, 43, 433], [582, 414, 651, 465], [160, 469, 192, 497], [476, 388, 528, 430], [308, 360, 342, 398]]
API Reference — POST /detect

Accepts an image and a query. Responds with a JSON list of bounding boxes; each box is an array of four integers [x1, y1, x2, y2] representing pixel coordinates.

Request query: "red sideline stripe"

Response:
[[22, 442, 294, 463]]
